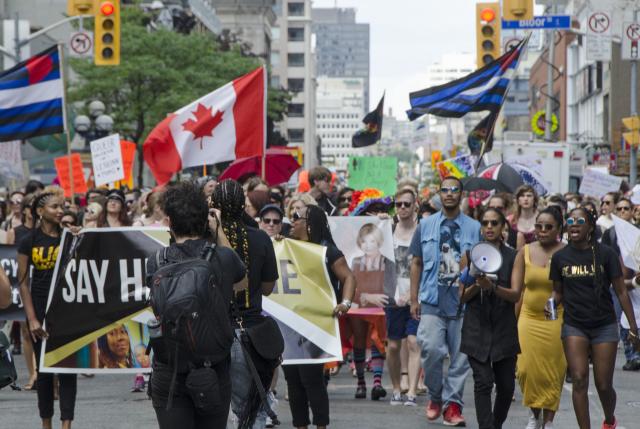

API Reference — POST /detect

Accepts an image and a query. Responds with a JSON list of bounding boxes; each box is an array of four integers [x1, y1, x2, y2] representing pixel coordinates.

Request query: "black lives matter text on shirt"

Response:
[[549, 243, 622, 330], [17, 228, 61, 301]]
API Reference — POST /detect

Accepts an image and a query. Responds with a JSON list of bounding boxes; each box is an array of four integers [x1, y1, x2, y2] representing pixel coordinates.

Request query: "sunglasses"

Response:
[[616, 206, 631, 212], [261, 218, 282, 225], [395, 201, 412, 208], [481, 219, 501, 227], [602, 200, 612, 205], [534, 223, 555, 232], [489, 205, 505, 211], [440, 186, 460, 194], [10, 199, 22, 205], [566, 217, 586, 226], [292, 211, 305, 222], [340, 196, 352, 203]]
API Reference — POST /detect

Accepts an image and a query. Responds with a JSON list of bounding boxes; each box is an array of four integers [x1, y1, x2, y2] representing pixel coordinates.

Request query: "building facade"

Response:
[[271, 0, 317, 168], [312, 7, 370, 109]]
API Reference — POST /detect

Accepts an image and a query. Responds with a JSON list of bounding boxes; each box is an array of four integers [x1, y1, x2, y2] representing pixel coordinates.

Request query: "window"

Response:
[[270, 52, 280, 66], [288, 103, 304, 117], [288, 128, 304, 142], [270, 75, 280, 88], [287, 78, 304, 92], [288, 27, 304, 42], [288, 2, 305, 16], [288, 53, 305, 67]]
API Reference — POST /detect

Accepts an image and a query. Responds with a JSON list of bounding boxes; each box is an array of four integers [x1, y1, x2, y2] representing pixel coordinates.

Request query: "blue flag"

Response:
[[406, 36, 529, 121], [0, 46, 65, 142]]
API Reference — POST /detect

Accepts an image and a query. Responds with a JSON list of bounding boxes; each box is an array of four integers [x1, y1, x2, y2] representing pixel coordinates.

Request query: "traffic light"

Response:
[[502, 0, 534, 22], [476, 3, 501, 68], [94, 0, 120, 66], [67, 0, 94, 16], [623, 116, 640, 147]]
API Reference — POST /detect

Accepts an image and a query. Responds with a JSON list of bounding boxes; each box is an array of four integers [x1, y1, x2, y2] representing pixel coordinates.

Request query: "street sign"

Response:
[[586, 11, 612, 62], [69, 31, 93, 59], [501, 15, 571, 30], [622, 21, 640, 60]]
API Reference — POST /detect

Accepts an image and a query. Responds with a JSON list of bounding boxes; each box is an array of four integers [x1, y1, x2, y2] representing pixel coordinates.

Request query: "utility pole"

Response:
[[544, 4, 556, 142], [630, 8, 639, 186]]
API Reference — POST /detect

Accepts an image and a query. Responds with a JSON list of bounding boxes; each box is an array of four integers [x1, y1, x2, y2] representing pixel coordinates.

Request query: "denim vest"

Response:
[[418, 211, 481, 306]]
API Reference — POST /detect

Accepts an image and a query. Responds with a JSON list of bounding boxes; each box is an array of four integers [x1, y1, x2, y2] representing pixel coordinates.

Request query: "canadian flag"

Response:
[[143, 67, 266, 185]]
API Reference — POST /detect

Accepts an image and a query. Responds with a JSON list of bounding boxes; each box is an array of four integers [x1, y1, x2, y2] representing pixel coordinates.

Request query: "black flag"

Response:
[[467, 111, 499, 156], [352, 94, 384, 148]]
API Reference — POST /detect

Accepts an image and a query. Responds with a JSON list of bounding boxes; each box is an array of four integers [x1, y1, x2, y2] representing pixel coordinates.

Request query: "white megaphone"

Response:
[[468, 242, 503, 280]]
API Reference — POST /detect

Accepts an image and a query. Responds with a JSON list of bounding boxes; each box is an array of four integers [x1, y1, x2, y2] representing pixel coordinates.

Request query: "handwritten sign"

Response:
[[54, 153, 88, 197], [90, 134, 124, 187], [578, 168, 622, 198], [348, 156, 397, 196], [0, 141, 23, 179]]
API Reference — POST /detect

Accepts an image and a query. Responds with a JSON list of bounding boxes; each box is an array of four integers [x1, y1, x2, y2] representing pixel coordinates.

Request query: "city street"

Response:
[[2, 351, 640, 428]]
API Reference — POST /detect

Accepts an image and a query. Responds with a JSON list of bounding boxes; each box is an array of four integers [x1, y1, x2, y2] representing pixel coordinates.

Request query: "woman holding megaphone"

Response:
[[458, 208, 521, 429]]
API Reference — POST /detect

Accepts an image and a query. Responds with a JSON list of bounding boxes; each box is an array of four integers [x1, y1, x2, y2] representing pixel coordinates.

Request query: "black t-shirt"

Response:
[[237, 227, 279, 326], [17, 228, 61, 310], [324, 241, 344, 298], [549, 243, 622, 330], [14, 225, 32, 247], [145, 238, 246, 306]]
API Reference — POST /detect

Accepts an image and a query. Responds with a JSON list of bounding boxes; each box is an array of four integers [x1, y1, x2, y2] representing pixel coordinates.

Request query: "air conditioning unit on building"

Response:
[[503, 131, 534, 142]]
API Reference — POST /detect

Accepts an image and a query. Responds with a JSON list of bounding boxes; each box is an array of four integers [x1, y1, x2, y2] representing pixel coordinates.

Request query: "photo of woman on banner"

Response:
[[97, 324, 134, 369], [352, 223, 396, 309]]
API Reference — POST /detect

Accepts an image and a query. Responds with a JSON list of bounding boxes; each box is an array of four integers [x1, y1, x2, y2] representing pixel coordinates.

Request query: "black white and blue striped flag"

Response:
[[406, 36, 529, 121], [0, 46, 65, 142]]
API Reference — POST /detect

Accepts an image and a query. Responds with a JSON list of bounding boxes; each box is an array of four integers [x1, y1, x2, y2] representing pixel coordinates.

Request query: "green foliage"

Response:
[[69, 7, 288, 145]]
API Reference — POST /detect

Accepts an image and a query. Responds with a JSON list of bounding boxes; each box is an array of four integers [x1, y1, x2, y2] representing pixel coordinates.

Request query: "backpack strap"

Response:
[[155, 247, 170, 268]]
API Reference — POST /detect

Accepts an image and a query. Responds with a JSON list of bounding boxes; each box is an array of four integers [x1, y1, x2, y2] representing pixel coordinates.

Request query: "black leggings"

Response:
[[468, 355, 516, 429], [283, 364, 329, 427], [34, 339, 77, 421]]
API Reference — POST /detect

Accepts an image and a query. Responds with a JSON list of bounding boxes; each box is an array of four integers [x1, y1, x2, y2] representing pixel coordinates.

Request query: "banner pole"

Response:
[[58, 43, 74, 201], [203, 164, 207, 177]]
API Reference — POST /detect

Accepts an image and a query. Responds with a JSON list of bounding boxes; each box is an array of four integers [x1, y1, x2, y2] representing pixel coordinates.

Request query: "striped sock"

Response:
[[353, 348, 366, 386], [371, 346, 384, 387]]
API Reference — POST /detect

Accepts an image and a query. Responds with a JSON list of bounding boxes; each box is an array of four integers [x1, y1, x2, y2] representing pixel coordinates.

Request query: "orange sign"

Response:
[[55, 153, 88, 197]]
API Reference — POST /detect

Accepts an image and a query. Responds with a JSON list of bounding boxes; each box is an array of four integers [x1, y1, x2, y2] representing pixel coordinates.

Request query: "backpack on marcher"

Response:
[[149, 243, 233, 366], [0, 330, 18, 390]]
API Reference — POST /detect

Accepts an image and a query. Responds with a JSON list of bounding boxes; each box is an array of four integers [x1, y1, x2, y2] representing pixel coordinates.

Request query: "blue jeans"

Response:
[[227, 335, 267, 429], [416, 307, 470, 407], [621, 327, 640, 363]]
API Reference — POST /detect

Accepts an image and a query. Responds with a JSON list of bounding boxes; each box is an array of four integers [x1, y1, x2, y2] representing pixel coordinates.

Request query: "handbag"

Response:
[[185, 366, 221, 413], [244, 315, 284, 364]]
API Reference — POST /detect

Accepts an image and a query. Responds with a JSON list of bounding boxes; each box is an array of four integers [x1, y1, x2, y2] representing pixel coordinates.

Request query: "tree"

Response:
[[69, 7, 289, 186]]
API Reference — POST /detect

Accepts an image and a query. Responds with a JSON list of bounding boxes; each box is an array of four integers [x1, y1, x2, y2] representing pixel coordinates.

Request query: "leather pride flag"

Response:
[[40, 227, 170, 373]]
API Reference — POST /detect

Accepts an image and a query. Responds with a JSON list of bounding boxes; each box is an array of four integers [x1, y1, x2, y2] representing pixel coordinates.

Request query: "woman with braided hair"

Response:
[[17, 192, 77, 429], [211, 179, 279, 429], [548, 207, 640, 429]]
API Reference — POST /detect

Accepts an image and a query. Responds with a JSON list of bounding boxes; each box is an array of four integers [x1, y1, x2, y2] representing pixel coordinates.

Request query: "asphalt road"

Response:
[[2, 348, 640, 428]]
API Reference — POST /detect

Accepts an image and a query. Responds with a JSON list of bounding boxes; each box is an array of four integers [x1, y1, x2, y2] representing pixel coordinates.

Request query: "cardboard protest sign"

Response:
[[265, 239, 342, 364], [348, 156, 397, 196], [0, 244, 25, 321], [40, 227, 170, 374], [0, 141, 24, 180], [90, 134, 124, 187], [578, 168, 622, 199], [54, 153, 88, 197]]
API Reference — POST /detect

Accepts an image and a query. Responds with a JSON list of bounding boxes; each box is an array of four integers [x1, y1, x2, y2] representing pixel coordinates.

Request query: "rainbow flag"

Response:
[[436, 154, 476, 180]]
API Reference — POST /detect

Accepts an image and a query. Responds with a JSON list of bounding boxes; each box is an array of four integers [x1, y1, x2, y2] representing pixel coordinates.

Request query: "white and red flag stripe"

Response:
[[143, 67, 266, 185]]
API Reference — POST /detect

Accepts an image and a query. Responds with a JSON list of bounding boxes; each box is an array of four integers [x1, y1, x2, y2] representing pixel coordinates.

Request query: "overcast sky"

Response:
[[313, 0, 485, 119]]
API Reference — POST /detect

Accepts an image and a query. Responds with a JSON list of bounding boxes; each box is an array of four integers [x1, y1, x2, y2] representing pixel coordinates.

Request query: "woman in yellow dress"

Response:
[[513, 206, 566, 429]]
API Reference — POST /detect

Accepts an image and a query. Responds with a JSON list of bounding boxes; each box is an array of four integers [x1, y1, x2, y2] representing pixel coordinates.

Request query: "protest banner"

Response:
[[0, 244, 24, 321], [265, 239, 342, 364], [613, 214, 640, 271], [54, 153, 88, 197], [436, 154, 476, 180], [348, 156, 397, 196], [90, 134, 125, 187], [0, 141, 24, 180], [578, 168, 622, 199], [40, 227, 170, 374]]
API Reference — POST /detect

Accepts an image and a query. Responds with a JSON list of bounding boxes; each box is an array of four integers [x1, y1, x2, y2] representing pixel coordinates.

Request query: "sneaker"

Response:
[[355, 385, 367, 399], [425, 400, 442, 421], [131, 375, 145, 393], [601, 417, 617, 429], [404, 396, 417, 407], [390, 392, 403, 405], [543, 423, 554, 429], [443, 403, 466, 427], [622, 359, 640, 371], [526, 410, 541, 429], [371, 384, 387, 400], [266, 416, 274, 428]]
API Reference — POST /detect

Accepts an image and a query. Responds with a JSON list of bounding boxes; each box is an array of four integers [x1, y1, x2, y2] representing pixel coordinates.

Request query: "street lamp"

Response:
[[73, 100, 114, 148]]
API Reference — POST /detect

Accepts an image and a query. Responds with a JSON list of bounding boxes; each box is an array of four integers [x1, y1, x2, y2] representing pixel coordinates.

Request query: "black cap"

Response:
[[106, 189, 125, 203], [259, 204, 283, 218]]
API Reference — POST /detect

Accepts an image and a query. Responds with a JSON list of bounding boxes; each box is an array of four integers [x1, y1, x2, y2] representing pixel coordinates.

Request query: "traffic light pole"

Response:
[[630, 8, 639, 186], [544, 4, 556, 142]]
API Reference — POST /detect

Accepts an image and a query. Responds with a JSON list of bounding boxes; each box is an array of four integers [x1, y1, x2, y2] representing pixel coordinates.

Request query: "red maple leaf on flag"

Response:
[[182, 103, 224, 150]]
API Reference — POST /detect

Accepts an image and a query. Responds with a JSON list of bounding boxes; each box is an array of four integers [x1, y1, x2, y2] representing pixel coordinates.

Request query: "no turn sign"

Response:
[[622, 22, 640, 60], [586, 10, 612, 62], [69, 31, 93, 59]]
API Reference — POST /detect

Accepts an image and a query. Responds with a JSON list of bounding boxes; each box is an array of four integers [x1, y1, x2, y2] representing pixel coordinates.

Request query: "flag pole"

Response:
[[58, 43, 74, 201], [203, 164, 207, 177]]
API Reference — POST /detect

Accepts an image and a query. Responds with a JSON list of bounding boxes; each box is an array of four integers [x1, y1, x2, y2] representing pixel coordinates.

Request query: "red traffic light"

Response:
[[100, 1, 115, 16], [480, 8, 496, 23]]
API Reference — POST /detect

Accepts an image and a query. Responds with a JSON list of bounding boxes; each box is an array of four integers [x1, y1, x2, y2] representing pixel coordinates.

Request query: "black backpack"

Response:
[[149, 243, 233, 366], [0, 331, 18, 390]]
